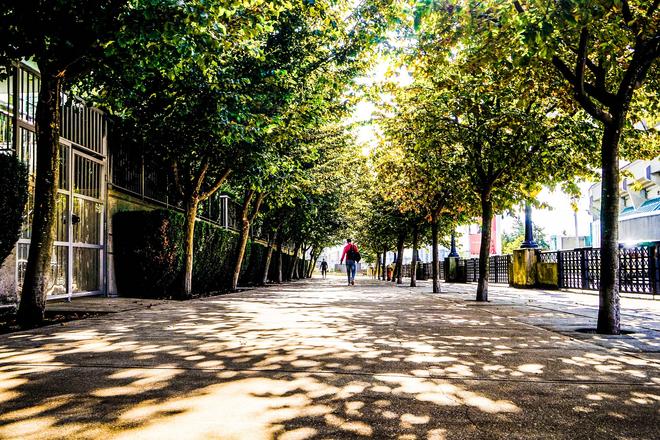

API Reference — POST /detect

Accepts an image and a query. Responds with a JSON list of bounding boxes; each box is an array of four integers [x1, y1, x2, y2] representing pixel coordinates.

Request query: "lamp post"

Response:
[[448, 231, 459, 257], [520, 202, 538, 249]]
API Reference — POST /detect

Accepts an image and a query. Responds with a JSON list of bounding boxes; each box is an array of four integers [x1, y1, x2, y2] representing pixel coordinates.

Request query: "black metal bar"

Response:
[[652, 244, 659, 295]]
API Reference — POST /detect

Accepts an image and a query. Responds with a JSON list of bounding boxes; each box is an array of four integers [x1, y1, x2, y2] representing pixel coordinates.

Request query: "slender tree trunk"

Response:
[[231, 191, 254, 291], [476, 191, 493, 302], [431, 212, 440, 293], [597, 122, 622, 334], [231, 190, 265, 290], [308, 252, 318, 278], [289, 243, 300, 280], [276, 238, 283, 283], [261, 229, 277, 285], [395, 232, 405, 284], [180, 196, 200, 298], [18, 71, 62, 327], [300, 245, 307, 279], [411, 225, 418, 288], [376, 253, 381, 279], [382, 246, 387, 281]]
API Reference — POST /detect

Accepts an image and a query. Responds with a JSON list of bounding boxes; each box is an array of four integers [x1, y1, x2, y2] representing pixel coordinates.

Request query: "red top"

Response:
[[340, 243, 358, 263]]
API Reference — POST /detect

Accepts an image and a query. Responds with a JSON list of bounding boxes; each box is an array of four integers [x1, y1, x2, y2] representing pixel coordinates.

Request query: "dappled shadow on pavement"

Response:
[[0, 278, 659, 439]]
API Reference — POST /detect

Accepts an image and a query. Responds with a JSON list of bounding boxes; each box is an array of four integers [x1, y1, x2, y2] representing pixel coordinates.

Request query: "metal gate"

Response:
[[12, 64, 107, 299]]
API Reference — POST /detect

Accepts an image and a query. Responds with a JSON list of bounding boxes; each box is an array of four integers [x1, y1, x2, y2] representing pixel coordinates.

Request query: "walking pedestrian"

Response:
[[320, 259, 328, 279], [340, 238, 360, 286]]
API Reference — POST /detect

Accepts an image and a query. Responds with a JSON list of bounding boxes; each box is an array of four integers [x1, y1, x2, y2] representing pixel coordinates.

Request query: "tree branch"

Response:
[[170, 160, 185, 198], [512, 1, 525, 14], [241, 190, 255, 221], [620, 0, 643, 36], [249, 192, 266, 223], [199, 168, 232, 201], [552, 55, 614, 124], [194, 158, 210, 196], [575, 27, 589, 97]]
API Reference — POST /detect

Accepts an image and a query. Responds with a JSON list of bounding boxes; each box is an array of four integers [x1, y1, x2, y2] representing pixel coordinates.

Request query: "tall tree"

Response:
[[0, 0, 128, 326], [376, 81, 474, 292], [412, 4, 597, 301], [88, 1, 296, 297], [509, 0, 659, 334]]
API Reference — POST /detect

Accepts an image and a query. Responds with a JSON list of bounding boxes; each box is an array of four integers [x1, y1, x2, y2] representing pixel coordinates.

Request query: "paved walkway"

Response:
[[0, 278, 658, 439]]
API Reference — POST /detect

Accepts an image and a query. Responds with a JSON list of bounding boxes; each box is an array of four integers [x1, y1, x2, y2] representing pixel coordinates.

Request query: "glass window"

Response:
[[73, 154, 102, 199], [19, 67, 39, 124], [0, 70, 14, 151], [72, 197, 102, 244], [17, 127, 36, 175], [73, 248, 100, 292]]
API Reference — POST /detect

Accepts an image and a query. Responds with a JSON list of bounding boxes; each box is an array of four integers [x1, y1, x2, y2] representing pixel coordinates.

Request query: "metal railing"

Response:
[[402, 254, 511, 284], [556, 244, 659, 294], [393, 244, 659, 295], [109, 139, 240, 231]]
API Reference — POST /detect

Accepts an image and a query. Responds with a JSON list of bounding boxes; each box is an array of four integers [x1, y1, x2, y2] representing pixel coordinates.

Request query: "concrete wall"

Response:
[[536, 262, 558, 289], [511, 249, 559, 289], [511, 249, 537, 287]]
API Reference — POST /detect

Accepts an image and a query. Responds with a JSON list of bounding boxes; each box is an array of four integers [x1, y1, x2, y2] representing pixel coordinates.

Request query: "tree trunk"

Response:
[[376, 253, 381, 279], [231, 191, 254, 291], [288, 243, 300, 280], [18, 71, 62, 327], [300, 246, 307, 279], [597, 122, 622, 334], [382, 246, 387, 281], [476, 191, 493, 302], [276, 238, 283, 283], [395, 232, 405, 284], [411, 225, 418, 288], [308, 252, 318, 278], [180, 196, 200, 298], [261, 230, 277, 285], [431, 212, 440, 293]]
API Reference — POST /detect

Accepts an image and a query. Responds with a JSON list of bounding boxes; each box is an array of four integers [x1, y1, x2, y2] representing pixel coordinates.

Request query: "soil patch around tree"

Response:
[[0, 309, 109, 335]]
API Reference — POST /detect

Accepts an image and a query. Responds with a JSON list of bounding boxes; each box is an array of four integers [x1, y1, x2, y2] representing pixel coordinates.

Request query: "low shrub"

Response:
[[113, 210, 183, 298], [192, 219, 240, 293], [241, 241, 268, 286], [0, 154, 28, 265]]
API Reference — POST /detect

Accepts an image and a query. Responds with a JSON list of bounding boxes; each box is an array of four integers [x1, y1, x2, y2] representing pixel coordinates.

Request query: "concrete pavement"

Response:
[[0, 277, 658, 439]]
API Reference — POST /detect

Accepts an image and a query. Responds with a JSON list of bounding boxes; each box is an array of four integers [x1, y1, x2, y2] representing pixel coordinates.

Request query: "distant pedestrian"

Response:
[[320, 259, 328, 279], [340, 238, 360, 286]]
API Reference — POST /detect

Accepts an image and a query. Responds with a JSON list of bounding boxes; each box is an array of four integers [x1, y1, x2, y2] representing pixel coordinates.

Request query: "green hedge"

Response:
[[0, 154, 28, 265], [113, 210, 184, 298], [113, 209, 297, 298], [242, 241, 267, 285]]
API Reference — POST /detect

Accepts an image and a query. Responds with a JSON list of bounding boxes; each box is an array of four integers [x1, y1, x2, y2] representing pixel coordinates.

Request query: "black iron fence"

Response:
[[402, 254, 511, 284], [541, 243, 659, 294], [396, 243, 659, 295], [109, 138, 240, 231]]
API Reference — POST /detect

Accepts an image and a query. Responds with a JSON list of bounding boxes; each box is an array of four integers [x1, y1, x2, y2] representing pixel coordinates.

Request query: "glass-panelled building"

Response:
[[0, 62, 107, 300]]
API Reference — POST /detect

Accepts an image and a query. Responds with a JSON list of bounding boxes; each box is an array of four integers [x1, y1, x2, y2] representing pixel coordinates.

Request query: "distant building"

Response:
[[589, 158, 660, 245], [457, 216, 502, 258], [549, 235, 592, 250]]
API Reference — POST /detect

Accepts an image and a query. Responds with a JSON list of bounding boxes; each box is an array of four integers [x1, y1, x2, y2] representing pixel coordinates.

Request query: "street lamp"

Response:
[[520, 202, 538, 249], [448, 231, 459, 257]]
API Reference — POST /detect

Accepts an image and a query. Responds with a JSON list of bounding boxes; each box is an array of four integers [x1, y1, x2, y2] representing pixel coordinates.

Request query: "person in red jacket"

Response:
[[340, 238, 359, 286]]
